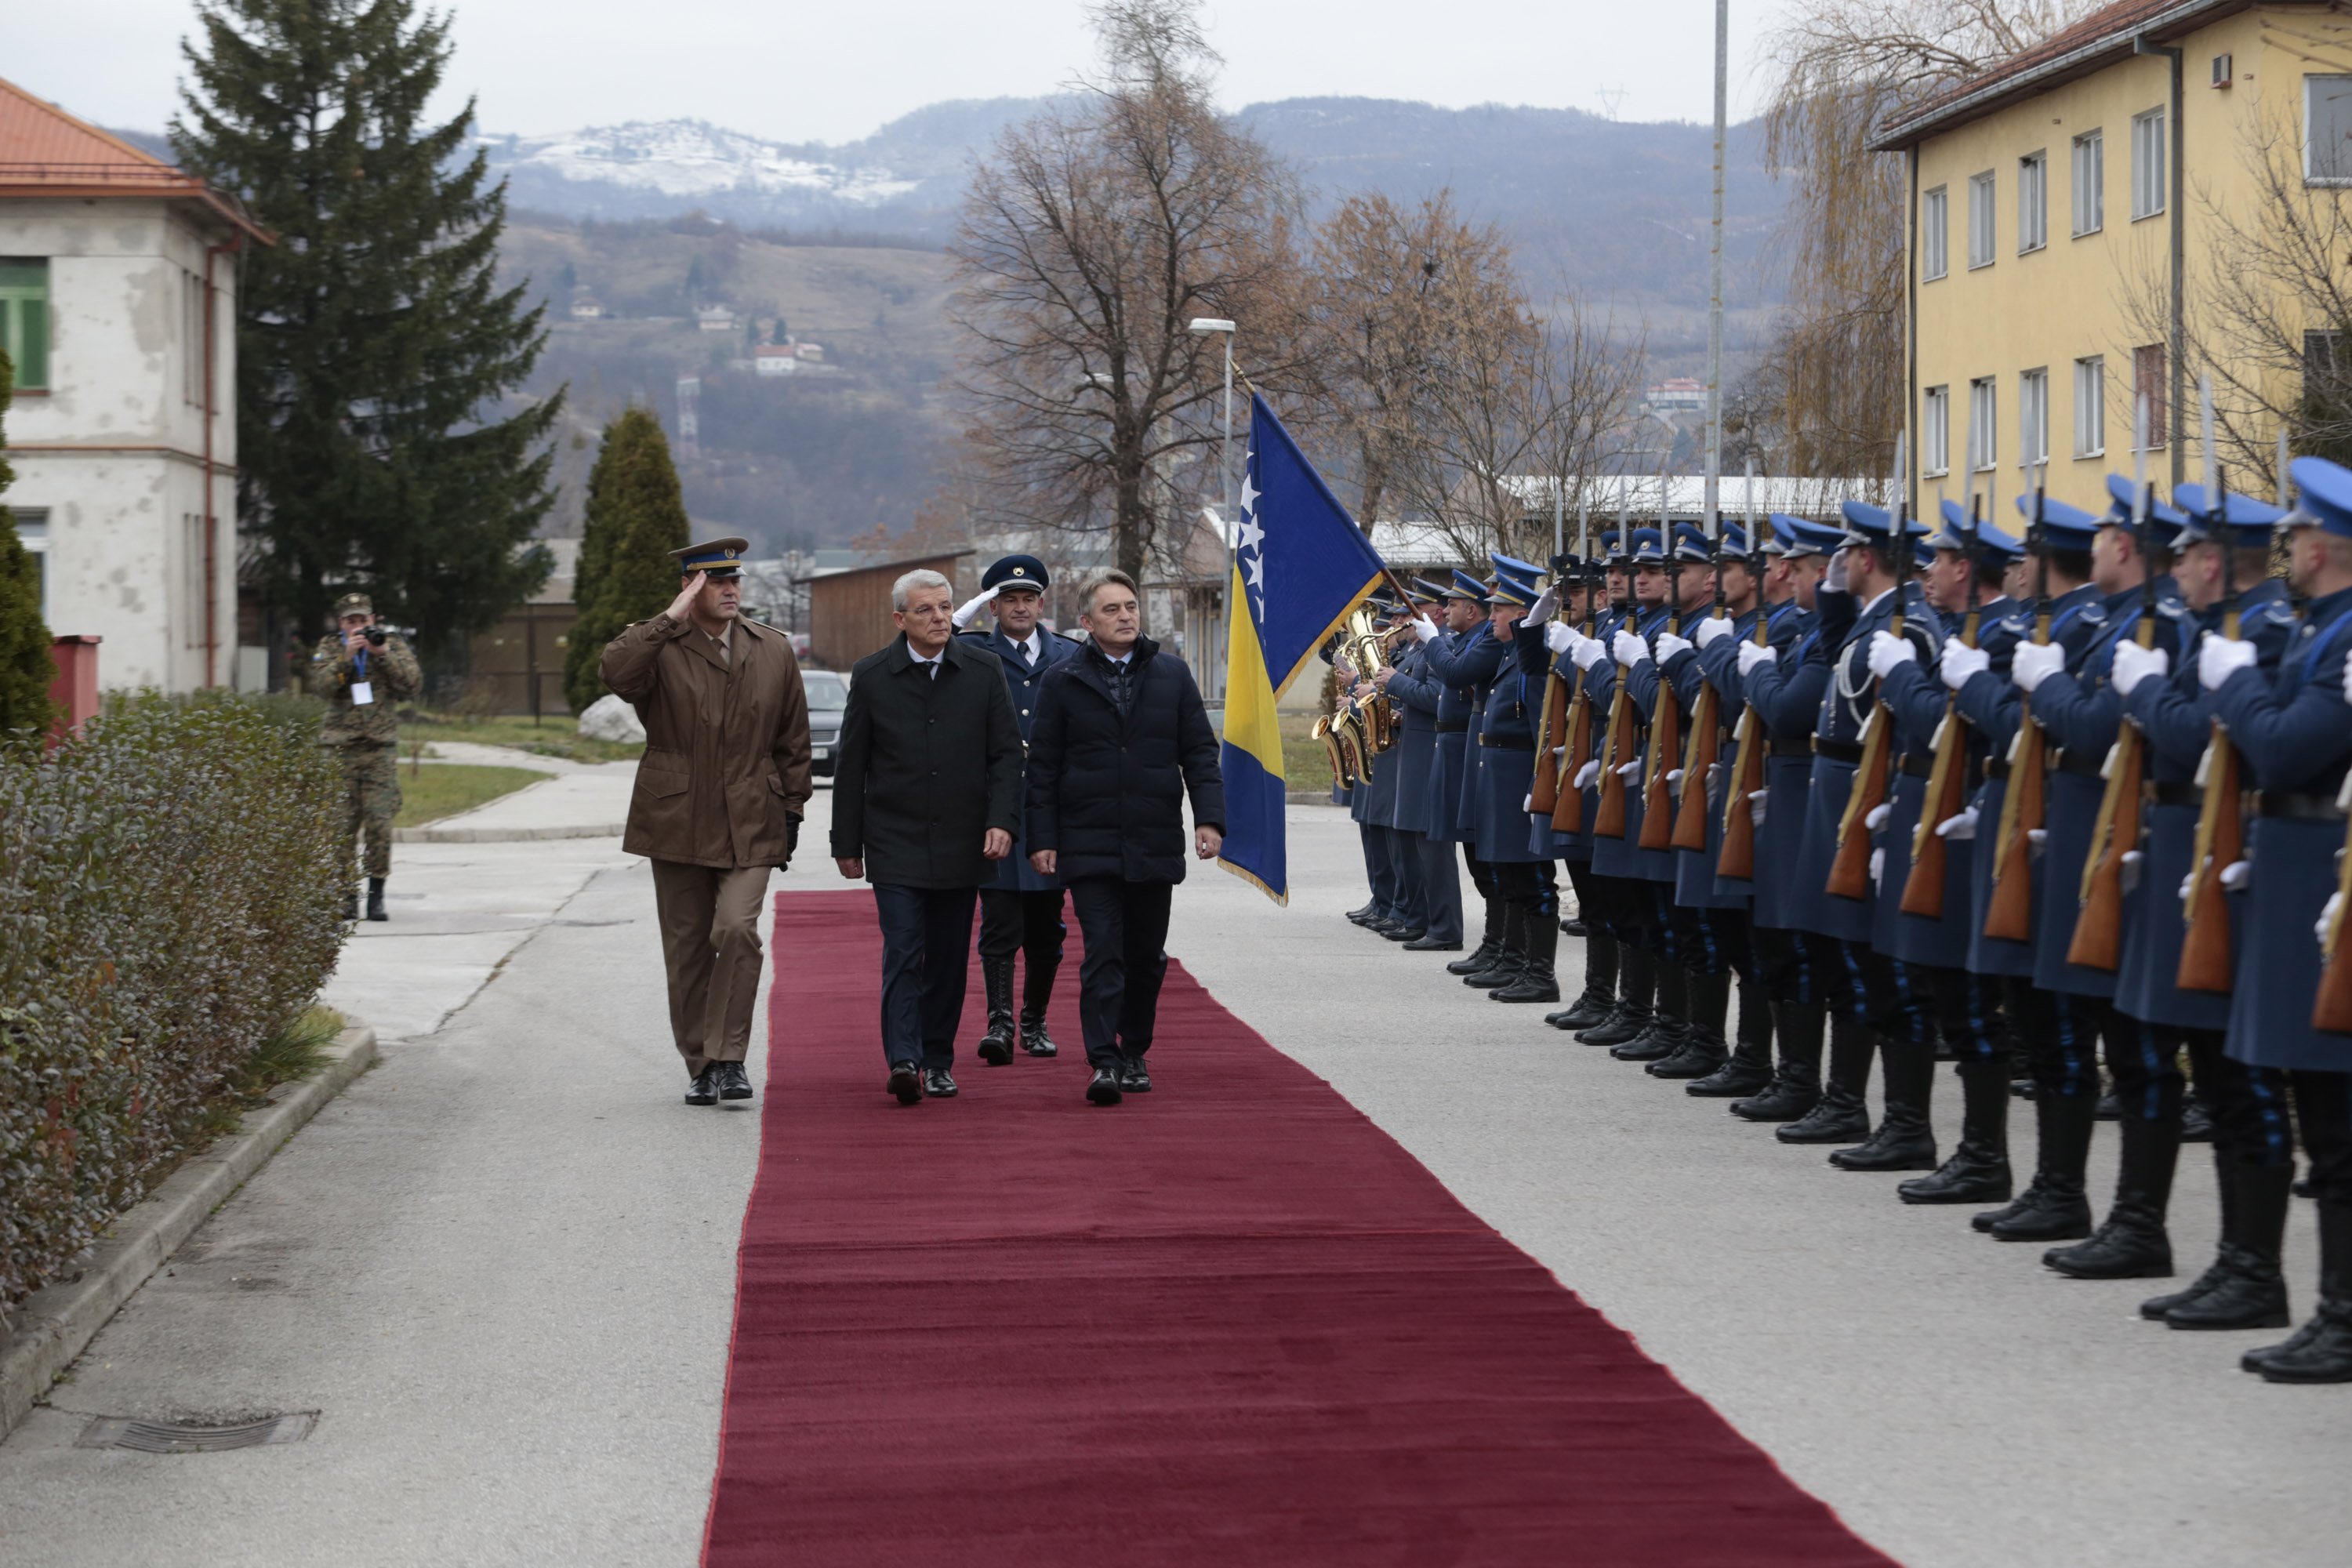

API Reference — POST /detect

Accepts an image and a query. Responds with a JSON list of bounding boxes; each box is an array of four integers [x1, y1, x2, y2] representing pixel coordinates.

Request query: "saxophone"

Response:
[[1341, 604, 1401, 756]]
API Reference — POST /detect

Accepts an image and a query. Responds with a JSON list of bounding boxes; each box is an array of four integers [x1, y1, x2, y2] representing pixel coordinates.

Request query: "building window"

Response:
[[2132, 108, 2167, 219], [1969, 172, 1997, 267], [0, 258, 49, 390], [2017, 152, 2048, 252], [2074, 356, 2107, 457], [2071, 130, 2104, 235], [1922, 186, 1948, 281], [2133, 343, 2169, 446], [183, 271, 209, 407], [13, 510, 47, 620], [1922, 386, 1950, 475], [1969, 377, 1998, 470], [2307, 75, 2352, 183], [2019, 368, 2050, 468]]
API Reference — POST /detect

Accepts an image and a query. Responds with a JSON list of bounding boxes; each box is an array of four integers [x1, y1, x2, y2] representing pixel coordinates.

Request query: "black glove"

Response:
[[786, 815, 800, 855]]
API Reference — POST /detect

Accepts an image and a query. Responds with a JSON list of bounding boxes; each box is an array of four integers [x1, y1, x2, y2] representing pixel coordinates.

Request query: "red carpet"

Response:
[[703, 890, 1894, 1566]]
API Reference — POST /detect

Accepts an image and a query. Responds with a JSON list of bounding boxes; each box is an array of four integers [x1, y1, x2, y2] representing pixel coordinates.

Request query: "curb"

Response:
[[1286, 792, 1345, 806], [0, 1023, 379, 1439], [392, 822, 625, 844]]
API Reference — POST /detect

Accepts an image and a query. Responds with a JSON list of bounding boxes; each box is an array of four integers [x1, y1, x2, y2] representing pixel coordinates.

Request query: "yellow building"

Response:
[[1872, 0, 2352, 515]]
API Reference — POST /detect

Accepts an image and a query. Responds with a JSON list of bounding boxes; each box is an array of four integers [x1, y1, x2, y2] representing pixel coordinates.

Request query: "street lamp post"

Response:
[[1189, 317, 1237, 701]]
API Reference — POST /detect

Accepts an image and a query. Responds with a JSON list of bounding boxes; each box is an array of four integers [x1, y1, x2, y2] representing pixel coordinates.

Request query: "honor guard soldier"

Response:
[[1356, 590, 1429, 942], [2117, 481, 2301, 1330], [953, 554, 1083, 1060], [1420, 572, 1513, 980], [1534, 551, 1613, 1026], [1545, 537, 1628, 1031], [1379, 578, 1468, 950], [2195, 456, 2352, 1382], [1564, 530, 1661, 1044], [1343, 596, 1410, 935], [309, 591, 422, 922], [1465, 558, 1559, 1002]]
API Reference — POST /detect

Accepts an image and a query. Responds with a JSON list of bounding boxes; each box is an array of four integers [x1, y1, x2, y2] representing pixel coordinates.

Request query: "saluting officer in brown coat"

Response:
[[601, 538, 813, 1105]]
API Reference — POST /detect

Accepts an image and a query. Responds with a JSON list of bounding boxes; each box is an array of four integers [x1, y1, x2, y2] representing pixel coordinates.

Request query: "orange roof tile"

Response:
[[0, 74, 269, 241]]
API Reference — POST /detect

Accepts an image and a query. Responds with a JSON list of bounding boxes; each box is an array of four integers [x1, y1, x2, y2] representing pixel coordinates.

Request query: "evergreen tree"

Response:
[[0, 350, 59, 739], [174, 0, 561, 684], [562, 408, 689, 713]]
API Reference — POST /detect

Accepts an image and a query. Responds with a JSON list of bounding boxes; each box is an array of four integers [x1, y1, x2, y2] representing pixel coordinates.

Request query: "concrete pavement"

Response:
[[1, 760, 2343, 1566]]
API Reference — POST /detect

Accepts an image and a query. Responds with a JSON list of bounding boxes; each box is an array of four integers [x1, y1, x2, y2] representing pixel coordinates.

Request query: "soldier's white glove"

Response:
[[2121, 848, 2143, 895], [1867, 630, 1916, 680], [1870, 847, 1885, 887], [2180, 871, 2198, 904], [1666, 768, 1685, 785], [1616, 760, 1642, 779], [2220, 858, 2251, 891], [1612, 630, 1651, 667], [1654, 632, 1694, 663], [1693, 616, 1733, 648], [1736, 641, 1779, 678], [2111, 641, 2169, 698], [1411, 617, 1439, 644], [1523, 793, 1536, 813], [2011, 641, 2066, 694], [1864, 801, 1891, 832], [2027, 827, 2048, 853], [1570, 636, 1609, 672], [1528, 585, 1559, 622], [1940, 637, 1990, 691], [2321, 891, 2346, 948], [2343, 648, 2352, 703], [1936, 805, 1979, 840], [2200, 635, 2258, 690], [1824, 550, 1850, 593], [951, 586, 999, 628], [1545, 621, 1576, 654], [1573, 760, 1601, 790], [1748, 789, 1769, 826]]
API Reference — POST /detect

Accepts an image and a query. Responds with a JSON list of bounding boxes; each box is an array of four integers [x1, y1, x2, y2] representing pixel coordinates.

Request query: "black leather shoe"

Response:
[[1576, 1004, 1651, 1048], [1610, 1019, 1685, 1062], [1366, 917, 1405, 935], [1446, 941, 1501, 975], [1559, 918, 1587, 937], [2045, 1204, 2172, 1279], [1086, 1067, 1123, 1106], [1019, 1011, 1059, 1058], [1548, 990, 1614, 1032], [977, 1034, 1014, 1066], [711, 1062, 753, 1101], [1899, 1142, 2012, 1204], [1973, 1182, 2042, 1232], [2242, 1316, 2325, 1374], [1347, 901, 1380, 926], [1827, 1112, 1936, 1172], [1382, 925, 1428, 943], [1776, 1086, 1870, 1144], [2143, 1253, 2239, 1323], [1730, 1073, 1820, 1122], [922, 1067, 958, 1098], [684, 1068, 718, 1106], [2180, 1098, 2216, 1142], [2255, 1300, 2352, 1383], [1685, 1055, 1773, 1097], [365, 877, 388, 922], [1401, 934, 1463, 952], [1646, 1035, 1728, 1080], [887, 1063, 923, 1105], [1988, 1181, 2094, 1242], [1119, 1056, 1153, 1093], [2163, 1248, 2292, 1330], [1462, 960, 1520, 989], [1491, 970, 1560, 1003]]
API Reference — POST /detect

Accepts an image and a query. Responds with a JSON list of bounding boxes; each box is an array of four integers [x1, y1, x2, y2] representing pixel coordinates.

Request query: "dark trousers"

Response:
[[2292, 1071, 2352, 1210], [1845, 942, 1936, 1047], [2176, 1026, 2295, 1169], [1461, 845, 1498, 908], [1750, 924, 1819, 1006], [1494, 859, 1557, 919], [1385, 826, 1426, 927], [2005, 979, 2103, 1098], [1069, 876, 1174, 1069], [978, 886, 1065, 970], [1577, 869, 1641, 946], [1919, 963, 2009, 1064], [1416, 832, 1465, 943], [1360, 824, 1399, 918], [1650, 884, 1748, 978], [871, 884, 978, 1070]]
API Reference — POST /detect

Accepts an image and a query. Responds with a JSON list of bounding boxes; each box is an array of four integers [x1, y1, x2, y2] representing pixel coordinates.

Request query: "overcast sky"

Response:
[[20, 0, 1787, 144]]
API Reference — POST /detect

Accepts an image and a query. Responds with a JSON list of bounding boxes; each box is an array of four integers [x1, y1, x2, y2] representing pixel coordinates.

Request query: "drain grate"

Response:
[[76, 1413, 314, 1453]]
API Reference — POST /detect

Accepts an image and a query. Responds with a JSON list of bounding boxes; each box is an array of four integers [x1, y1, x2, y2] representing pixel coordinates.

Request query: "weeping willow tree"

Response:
[[1759, 0, 2100, 481]]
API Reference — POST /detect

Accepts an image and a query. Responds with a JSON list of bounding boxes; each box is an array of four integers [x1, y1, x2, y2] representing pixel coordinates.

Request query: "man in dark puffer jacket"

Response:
[[1025, 570, 1227, 1105]]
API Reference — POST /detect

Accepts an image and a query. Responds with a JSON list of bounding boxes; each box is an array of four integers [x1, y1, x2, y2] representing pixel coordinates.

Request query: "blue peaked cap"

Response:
[[2013, 494, 2102, 552], [1839, 500, 1929, 545], [1407, 575, 1453, 603], [1446, 568, 1491, 602], [1627, 527, 1668, 563], [2100, 473, 2189, 546], [2285, 457, 2352, 540], [2170, 484, 2285, 548], [1929, 501, 2025, 558]]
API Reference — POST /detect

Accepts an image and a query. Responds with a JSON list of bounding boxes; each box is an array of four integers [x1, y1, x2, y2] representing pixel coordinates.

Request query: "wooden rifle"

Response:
[[2067, 395, 2161, 971], [1903, 487, 1981, 915], [1984, 463, 2053, 942], [1552, 506, 1597, 833], [1827, 438, 1907, 901], [2179, 403, 2264, 993], [1593, 492, 1637, 838], [1673, 474, 1737, 849], [1528, 505, 1580, 818], [1639, 511, 1685, 851], [1717, 467, 1769, 879]]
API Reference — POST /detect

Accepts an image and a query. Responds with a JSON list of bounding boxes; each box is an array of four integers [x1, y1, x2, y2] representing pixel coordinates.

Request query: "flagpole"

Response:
[[1703, 0, 1728, 559]]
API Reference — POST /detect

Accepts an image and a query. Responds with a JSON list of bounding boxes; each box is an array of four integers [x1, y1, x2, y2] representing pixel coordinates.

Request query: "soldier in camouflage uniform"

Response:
[[309, 591, 421, 921]]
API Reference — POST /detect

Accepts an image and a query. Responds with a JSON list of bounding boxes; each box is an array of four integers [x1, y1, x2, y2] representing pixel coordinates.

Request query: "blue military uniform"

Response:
[[1381, 578, 1468, 948], [1421, 573, 1512, 968], [1463, 561, 1562, 1003]]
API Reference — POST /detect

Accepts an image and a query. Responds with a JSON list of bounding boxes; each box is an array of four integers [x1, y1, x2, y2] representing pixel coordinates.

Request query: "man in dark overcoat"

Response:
[[1025, 571, 1226, 1106], [830, 568, 1025, 1104]]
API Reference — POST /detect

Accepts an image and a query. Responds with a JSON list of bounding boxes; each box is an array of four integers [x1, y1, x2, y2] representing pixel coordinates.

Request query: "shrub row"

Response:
[[1, 691, 350, 1304]]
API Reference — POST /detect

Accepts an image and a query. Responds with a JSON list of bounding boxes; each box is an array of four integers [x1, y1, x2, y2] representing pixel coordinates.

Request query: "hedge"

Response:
[[1, 691, 350, 1304]]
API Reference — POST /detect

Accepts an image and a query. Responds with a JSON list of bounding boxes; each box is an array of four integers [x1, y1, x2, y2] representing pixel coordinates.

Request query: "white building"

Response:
[[0, 77, 269, 692], [695, 305, 736, 333]]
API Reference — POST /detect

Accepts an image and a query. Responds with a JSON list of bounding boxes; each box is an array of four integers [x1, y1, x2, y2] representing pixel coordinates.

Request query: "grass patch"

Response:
[[1280, 711, 1338, 797], [398, 710, 644, 764], [198, 1005, 349, 1138], [393, 763, 547, 827]]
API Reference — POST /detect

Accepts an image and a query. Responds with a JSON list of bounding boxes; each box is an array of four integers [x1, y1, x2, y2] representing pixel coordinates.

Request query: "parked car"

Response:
[[803, 669, 849, 779]]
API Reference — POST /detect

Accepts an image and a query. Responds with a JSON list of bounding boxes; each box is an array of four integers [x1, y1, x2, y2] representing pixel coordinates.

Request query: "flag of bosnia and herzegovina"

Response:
[[1217, 394, 1392, 905]]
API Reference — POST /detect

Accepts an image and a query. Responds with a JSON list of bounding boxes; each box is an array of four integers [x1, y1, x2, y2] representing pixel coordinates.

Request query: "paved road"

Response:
[[1, 766, 2343, 1566]]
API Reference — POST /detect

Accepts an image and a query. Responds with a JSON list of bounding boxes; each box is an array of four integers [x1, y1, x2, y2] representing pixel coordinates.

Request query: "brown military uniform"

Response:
[[308, 629, 422, 879], [601, 611, 813, 1074]]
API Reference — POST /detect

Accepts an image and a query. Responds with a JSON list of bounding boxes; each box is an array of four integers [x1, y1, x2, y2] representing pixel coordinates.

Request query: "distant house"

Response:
[[466, 538, 579, 717], [1646, 378, 1707, 413], [0, 74, 272, 693], [793, 340, 824, 364], [569, 296, 602, 319], [695, 305, 736, 332], [752, 343, 798, 376]]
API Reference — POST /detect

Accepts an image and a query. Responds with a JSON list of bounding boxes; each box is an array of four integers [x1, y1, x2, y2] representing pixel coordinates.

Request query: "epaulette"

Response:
[[1051, 627, 1084, 644], [2156, 599, 2189, 621], [2253, 600, 2297, 626], [2080, 604, 2109, 623]]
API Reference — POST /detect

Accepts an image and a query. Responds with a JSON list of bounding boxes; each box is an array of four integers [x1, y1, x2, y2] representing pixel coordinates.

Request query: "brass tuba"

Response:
[[1339, 603, 1401, 757]]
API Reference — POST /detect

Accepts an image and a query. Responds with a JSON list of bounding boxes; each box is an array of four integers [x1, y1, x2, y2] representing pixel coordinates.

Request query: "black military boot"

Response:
[[1650, 970, 1730, 1078], [1465, 904, 1525, 989], [976, 953, 1018, 1065], [2165, 1162, 2293, 1330], [1829, 1035, 1938, 1171], [1577, 946, 1655, 1047], [1448, 900, 1505, 975], [1688, 980, 1773, 1096], [1776, 1012, 1874, 1143], [1018, 953, 1062, 1058], [1548, 931, 1618, 1029], [343, 886, 361, 921], [2045, 1108, 2178, 1277], [1986, 1092, 2098, 1242], [1733, 1000, 1824, 1121], [1492, 911, 1561, 1003], [1613, 961, 1689, 1062], [365, 877, 388, 922], [1901, 1058, 2014, 1203], [2249, 1201, 2352, 1382]]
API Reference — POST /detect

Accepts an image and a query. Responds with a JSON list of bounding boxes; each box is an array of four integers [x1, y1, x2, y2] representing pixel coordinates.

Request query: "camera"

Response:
[[362, 626, 387, 647]]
